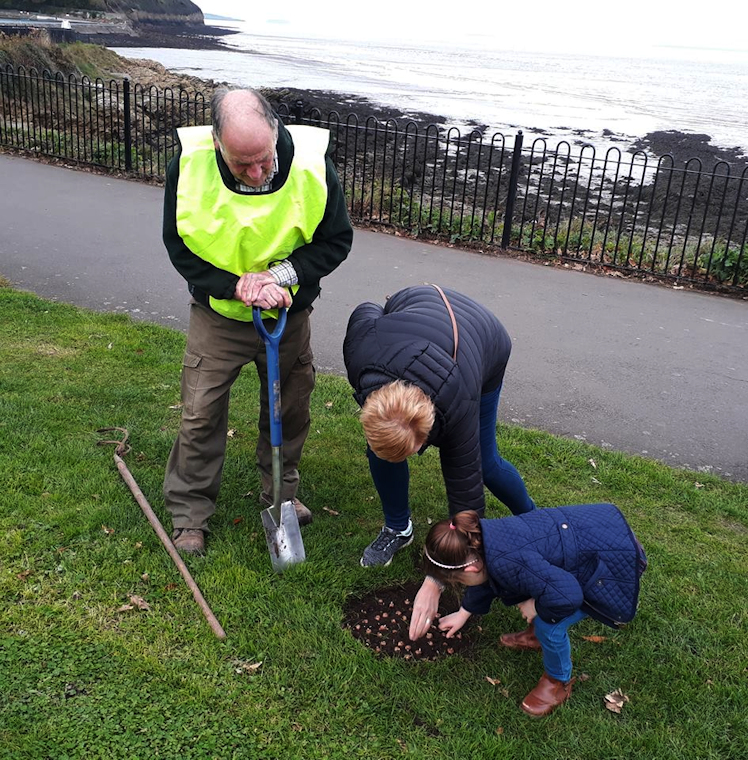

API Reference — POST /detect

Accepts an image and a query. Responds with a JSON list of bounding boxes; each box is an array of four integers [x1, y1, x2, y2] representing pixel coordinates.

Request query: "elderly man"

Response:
[[163, 87, 353, 554]]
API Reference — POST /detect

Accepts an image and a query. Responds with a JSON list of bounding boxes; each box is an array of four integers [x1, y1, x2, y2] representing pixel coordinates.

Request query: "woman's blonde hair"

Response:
[[360, 380, 435, 462]]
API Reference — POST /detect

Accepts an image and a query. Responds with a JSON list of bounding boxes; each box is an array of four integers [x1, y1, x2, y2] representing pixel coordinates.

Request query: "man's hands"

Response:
[[438, 607, 472, 638], [235, 271, 291, 310], [517, 598, 537, 623], [408, 578, 442, 641]]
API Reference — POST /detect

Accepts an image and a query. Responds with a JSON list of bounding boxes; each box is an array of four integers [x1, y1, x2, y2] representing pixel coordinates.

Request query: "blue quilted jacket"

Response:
[[343, 285, 512, 513], [462, 503, 645, 628]]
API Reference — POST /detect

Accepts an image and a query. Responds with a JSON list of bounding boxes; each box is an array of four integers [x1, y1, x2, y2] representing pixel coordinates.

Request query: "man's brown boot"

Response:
[[261, 495, 313, 526], [172, 528, 205, 555], [499, 622, 542, 651], [291, 498, 313, 526], [521, 672, 575, 717]]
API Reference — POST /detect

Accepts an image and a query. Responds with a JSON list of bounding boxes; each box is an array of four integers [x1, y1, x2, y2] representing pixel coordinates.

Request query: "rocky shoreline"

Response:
[[99, 24, 747, 172]]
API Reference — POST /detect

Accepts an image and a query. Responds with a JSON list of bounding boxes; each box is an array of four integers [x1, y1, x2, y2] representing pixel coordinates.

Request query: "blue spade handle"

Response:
[[252, 307, 288, 448]]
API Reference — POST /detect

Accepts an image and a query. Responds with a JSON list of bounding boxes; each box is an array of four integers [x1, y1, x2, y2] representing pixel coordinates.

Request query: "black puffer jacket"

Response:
[[343, 286, 513, 513]]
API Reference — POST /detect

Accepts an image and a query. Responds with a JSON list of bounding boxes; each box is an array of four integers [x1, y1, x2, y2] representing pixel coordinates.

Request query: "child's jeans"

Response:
[[367, 386, 535, 532], [533, 609, 588, 683]]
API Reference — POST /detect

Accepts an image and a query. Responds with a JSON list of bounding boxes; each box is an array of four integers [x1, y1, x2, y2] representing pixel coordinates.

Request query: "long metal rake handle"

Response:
[[98, 428, 226, 640]]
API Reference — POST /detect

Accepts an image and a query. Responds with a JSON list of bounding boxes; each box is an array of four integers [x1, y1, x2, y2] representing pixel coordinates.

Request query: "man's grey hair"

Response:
[[211, 87, 278, 141]]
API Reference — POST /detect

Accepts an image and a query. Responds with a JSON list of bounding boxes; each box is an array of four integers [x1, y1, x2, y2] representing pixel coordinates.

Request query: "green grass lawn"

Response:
[[1, 286, 746, 760]]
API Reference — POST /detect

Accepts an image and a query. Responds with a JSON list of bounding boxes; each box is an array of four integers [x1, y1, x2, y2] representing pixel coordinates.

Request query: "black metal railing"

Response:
[[2, 65, 746, 292]]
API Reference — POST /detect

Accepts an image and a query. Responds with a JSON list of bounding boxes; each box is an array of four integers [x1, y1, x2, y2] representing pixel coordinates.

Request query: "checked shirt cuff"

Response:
[[270, 260, 298, 287]]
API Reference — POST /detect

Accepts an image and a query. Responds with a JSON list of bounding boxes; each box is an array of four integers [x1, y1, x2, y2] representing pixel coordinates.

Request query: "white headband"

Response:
[[424, 547, 478, 570]]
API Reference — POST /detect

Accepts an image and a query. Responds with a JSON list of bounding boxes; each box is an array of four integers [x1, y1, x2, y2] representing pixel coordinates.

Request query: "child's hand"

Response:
[[438, 607, 471, 638], [517, 598, 537, 623]]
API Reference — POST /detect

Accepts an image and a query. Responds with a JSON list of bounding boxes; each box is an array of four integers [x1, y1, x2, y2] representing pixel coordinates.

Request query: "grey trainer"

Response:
[[360, 524, 413, 567]]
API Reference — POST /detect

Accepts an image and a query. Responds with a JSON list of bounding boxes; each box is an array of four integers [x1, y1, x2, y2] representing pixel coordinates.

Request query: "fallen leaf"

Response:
[[227, 429, 236, 438], [496, 727, 504, 735], [582, 635, 608, 643], [116, 604, 135, 613], [485, 676, 502, 686], [589, 458, 597, 469], [232, 659, 263, 674], [323, 506, 340, 516], [16, 570, 32, 580], [325, 401, 333, 408], [578, 672, 591, 682], [141, 573, 150, 582], [164, 583, 178, 591], [233, 516, 244, 525], [695, 482, 704, 489], [102, 525, 115, 535], [134, 542, 143, 549], [604, 688, 629, 713], [129, 595, 150, 611]]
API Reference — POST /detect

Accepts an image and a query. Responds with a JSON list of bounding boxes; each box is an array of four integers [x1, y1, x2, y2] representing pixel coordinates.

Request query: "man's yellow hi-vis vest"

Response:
[[176, 124, 329, 321]]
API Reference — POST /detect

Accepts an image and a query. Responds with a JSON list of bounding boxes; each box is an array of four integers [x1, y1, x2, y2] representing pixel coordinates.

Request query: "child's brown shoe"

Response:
[[499, 622, 542, 651], [521, 672, 575, 717]]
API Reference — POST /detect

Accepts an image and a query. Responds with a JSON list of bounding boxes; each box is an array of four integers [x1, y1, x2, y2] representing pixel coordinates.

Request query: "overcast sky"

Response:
[[194, 0, 747, 55]]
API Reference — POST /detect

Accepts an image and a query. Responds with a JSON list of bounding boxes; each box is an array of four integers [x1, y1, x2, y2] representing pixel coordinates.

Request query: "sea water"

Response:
[[112, 20, 748, 155]]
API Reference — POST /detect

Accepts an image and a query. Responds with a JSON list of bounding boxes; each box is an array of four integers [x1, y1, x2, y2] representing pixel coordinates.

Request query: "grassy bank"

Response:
[[1, 286, 747, 759]]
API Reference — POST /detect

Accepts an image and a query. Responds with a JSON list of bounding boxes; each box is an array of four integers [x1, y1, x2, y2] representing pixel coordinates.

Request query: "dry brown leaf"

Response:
[[129, 595, 150, 611], [233, 516, 244, 525], [16, 570, 32, 580], [485, 676, 502, 686], [116, 604, 134, 613], [164, 583, 178, 591], [582, 635, 608, 643], [232, 659, 263, 674], [604, 688, 629, 713], [102, 525, 115, 535], [323, 506, 340, 516], [496, 727, 504, 735]]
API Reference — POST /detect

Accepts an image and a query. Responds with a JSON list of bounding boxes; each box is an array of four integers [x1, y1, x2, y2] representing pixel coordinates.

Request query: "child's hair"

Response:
[[423, 510, 484, 585], [359, 380, 435, 462]]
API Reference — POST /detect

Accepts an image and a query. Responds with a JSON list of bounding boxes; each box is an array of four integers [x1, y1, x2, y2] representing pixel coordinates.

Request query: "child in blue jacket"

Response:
[[421, 504, 646, 716]]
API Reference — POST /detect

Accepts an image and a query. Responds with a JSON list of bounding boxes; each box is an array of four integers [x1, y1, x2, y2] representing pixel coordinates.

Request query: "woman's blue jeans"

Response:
[[533, 609, 588, 682], [366, 385, 535, 532]]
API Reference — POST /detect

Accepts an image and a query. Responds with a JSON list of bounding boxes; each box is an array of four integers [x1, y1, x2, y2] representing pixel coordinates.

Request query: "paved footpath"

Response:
[[2, 153, 747, 482]]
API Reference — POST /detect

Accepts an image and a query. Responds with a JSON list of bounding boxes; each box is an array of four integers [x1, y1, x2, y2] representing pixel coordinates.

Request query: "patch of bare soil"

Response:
[[342, 581, 476, 661]]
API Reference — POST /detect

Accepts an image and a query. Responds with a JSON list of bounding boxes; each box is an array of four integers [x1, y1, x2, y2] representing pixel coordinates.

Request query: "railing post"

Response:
[[293, 99, 304, 124], [502, 130, 523, 248], [123, 77, 132, 172]]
